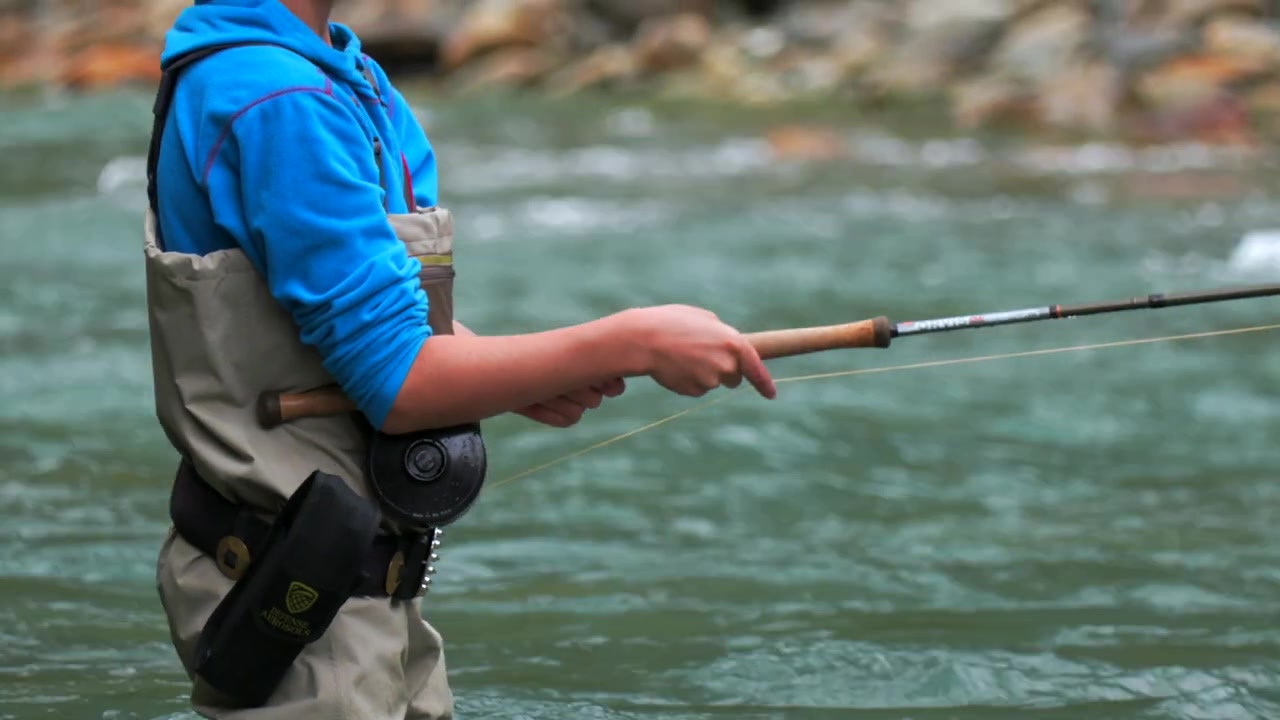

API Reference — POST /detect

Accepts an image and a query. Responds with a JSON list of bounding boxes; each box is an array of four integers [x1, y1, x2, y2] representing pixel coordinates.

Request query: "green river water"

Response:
[[2, 87, 1280, 720]]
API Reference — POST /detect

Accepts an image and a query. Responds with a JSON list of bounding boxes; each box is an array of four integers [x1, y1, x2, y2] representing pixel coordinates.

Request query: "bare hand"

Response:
[[515, 377, 627, 428], [622, 305, 776, 399]]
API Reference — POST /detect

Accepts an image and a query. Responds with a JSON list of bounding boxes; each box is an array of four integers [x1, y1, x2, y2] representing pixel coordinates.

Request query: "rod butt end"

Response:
[[256, 393, 282, 429]]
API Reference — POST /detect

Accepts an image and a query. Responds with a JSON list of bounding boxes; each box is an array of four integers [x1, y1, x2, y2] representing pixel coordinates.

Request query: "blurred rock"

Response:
[[1245, 79, 1280, 115], [987, 2, 1090, 85], [144, 0, 187, 38], [1202, 15, 1280, 65], [1132, 84, 1258, 146], [776, 0, 872, 47], [1035, 60, 1125, 133], [439, 0, 570, 70], [863, 0, 1015, 94], [690, 27, 804, 104], [632, 12, 712, 73], [950, 76, 1035, 129], [546, 44, 638, 94], [826, 3, 895, 79], [902, 0, 1019, 30], [334, 0, 452, 30], [0, 14, 36, 87], [772, 50, 845, 96], [1135, 54, 1272, 111], [63, 44, 160, 90], [1166, 0, 1266, 26], [738, 25, 787, 62], [585, 0, 713, 35], [452, 47, 561, 91], [697, 30, 754, 96], [334, 0, 456, 70]]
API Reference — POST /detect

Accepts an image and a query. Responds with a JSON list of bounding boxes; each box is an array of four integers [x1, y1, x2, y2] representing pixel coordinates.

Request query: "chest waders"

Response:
[[145, 43, 486, 709]]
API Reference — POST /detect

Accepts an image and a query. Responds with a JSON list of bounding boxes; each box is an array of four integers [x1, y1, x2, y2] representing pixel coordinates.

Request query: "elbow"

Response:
[[376, 333, 441, 434], [379, 361, 449, 434], [318, 324, 431, 436], [380, 402, 416, 435], [367, 334, 432, 435]]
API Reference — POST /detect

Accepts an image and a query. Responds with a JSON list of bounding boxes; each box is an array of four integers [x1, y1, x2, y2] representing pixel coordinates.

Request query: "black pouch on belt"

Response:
[[192, 469, 382, 707]]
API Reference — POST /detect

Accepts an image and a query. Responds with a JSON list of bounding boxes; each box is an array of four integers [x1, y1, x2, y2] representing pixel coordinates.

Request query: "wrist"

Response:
[[594, 309, 653, 378]]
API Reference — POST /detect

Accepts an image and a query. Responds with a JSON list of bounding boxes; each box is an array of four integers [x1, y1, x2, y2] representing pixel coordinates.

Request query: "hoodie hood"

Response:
[[162, 0, 366, 85]]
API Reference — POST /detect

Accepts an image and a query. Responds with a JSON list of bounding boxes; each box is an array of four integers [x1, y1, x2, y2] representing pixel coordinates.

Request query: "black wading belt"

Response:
[[170, 459, 438, 599]]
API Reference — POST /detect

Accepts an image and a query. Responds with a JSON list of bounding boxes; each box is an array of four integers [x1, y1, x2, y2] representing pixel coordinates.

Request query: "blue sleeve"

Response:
[[388, 85, 439, 208], [223, 87, 432, 428]]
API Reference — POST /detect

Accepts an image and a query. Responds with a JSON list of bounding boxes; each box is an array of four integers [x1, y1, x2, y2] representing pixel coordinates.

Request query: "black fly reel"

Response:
[[363, 422, 487, 529]]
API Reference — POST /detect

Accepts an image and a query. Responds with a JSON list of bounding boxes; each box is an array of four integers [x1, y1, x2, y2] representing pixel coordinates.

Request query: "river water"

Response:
[[2, 87, 1280, 719]]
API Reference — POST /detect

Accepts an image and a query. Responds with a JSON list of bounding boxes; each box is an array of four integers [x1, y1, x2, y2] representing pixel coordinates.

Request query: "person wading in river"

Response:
[[143, 0, 776, 718]]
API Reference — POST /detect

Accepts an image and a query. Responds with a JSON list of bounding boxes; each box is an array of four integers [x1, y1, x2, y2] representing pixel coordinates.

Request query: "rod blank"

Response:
[[892, 283, 1280, 338]]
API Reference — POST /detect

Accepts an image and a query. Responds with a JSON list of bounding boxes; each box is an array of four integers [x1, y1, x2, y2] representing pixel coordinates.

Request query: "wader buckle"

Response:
[[215, 535, 252, 581], [384, 528, 442, 600]]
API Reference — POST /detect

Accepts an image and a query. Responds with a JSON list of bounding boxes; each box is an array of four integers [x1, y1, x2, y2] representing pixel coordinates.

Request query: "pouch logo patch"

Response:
[[285, 581, 319, 614]]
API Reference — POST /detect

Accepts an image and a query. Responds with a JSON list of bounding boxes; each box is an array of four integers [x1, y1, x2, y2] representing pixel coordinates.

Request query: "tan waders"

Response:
[[144, 45, 465, 719]]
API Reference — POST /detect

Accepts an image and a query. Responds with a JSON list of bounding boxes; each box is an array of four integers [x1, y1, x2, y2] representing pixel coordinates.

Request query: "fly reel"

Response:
[[364, 423, 487, 529], [256, 388, 488, 529]]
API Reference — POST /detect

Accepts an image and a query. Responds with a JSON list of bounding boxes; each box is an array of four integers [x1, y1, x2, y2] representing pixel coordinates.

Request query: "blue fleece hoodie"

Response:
[[154, 0, 439, 429]]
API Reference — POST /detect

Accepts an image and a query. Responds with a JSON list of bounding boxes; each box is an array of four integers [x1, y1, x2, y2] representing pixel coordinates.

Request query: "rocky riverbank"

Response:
[[5, 0, 1280, 145]]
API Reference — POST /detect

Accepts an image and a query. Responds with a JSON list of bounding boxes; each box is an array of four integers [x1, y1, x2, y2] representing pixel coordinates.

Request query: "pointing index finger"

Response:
[[736, 338, 776, 399]]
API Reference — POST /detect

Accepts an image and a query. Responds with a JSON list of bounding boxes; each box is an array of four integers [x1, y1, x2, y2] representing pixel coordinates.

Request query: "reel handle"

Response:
[[257, 316, 893, 428]]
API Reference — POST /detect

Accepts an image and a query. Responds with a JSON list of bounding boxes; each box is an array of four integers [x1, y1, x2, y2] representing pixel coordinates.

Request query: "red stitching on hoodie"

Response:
[[201, 77, 335, 183], [401, 152, 415, 206]]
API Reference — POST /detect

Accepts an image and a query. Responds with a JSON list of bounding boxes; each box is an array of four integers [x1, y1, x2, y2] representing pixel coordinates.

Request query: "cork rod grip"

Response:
[[745, 316, 893, 360], [257, 316, 894, 428]]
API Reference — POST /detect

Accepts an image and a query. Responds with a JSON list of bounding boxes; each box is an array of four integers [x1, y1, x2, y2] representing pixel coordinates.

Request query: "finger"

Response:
[[670, 375, 711, 398], [517, 404, 576, 428], [595, 377, 626, 397], [540, 396, 589, 423], [694, 371, 721, 397], [734, 338, 777, 399], [564, 387, 604, 410], [721, 371, 743, 389]]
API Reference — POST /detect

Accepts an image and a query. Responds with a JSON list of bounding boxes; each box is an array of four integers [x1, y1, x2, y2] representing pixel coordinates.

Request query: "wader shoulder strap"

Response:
[[358, 62, 417, 212], [146, 42, 280, 250]]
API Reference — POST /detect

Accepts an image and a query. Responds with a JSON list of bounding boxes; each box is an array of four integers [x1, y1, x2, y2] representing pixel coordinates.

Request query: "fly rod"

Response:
[[257, 282, 1280, 428]]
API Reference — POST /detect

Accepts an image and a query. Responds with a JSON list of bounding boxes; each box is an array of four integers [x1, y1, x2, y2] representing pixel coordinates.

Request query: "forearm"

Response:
[[382, 315, 643, 433]]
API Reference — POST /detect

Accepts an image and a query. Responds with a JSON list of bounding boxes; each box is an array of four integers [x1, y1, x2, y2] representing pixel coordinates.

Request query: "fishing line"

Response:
[[489, 321, 1280, 490]]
